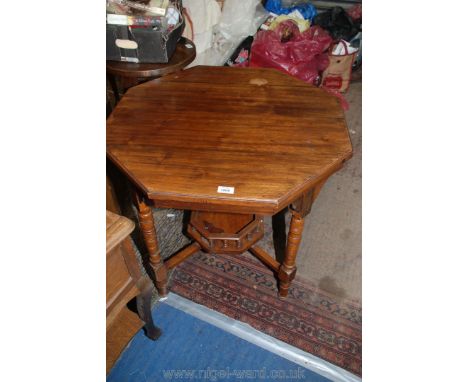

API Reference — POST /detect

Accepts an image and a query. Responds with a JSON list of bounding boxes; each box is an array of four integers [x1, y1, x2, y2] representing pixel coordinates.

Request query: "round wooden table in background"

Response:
[[107, 37, 196, 104]]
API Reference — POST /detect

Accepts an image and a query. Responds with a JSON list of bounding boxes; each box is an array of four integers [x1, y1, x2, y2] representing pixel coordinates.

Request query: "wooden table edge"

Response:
[[107, 148, 352, 215]]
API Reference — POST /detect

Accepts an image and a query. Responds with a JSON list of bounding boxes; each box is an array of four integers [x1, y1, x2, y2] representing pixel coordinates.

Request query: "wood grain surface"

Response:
[[107, 66, 352, 214], [106, 210, 135, 253], [107, 305, 143, 374], [106, 210, 161, 372]]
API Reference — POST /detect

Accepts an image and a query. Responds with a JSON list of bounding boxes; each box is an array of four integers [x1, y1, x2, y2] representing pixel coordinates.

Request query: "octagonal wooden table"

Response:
[[107, 66, 352, 299]]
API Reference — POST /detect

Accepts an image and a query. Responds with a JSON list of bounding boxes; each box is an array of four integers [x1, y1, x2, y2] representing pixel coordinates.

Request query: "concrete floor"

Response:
[[294, 83, 362, 302], [253, 82, 362, 303]]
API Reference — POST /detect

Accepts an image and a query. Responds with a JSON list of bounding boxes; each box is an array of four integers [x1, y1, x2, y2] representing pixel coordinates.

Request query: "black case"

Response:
[[106, 17, 185, 63]]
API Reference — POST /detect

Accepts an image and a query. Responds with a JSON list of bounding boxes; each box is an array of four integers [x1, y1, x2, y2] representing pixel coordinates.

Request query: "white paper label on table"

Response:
[[217, 186, 235, 194]]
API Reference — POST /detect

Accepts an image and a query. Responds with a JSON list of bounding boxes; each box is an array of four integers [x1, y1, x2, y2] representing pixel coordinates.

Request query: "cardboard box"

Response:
[[106, 18, 185, 63]]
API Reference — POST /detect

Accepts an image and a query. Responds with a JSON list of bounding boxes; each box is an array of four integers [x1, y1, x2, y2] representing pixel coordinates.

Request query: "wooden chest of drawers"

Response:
[[106, 210, 160, 372]]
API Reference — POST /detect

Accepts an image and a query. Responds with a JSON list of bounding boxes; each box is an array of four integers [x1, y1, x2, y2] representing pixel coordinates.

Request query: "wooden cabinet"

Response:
[[106, 210, 160, 373]]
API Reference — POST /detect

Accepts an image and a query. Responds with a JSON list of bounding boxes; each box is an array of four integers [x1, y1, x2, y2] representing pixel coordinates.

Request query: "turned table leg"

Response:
[[278, 211, 304, 298], [134, 192, 169, 298], [278, 181, 327, 298]]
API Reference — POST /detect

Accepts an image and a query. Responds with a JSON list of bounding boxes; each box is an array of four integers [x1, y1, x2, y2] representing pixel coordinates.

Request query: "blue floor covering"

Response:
[[108, 302, 332, 382]]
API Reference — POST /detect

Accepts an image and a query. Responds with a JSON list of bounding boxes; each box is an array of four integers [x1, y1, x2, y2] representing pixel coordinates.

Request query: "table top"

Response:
[[107, 66, 352, 215], [106, 37, 196, 78]]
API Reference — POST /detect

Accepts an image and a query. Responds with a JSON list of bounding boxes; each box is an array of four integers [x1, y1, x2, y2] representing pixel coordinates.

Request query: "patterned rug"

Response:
[[170, 251, 362, 376]]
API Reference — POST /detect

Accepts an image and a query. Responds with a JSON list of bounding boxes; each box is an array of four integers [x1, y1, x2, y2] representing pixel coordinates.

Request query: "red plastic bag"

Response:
[[249, 21, 332, 85], [346, 4, 362, 21]]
